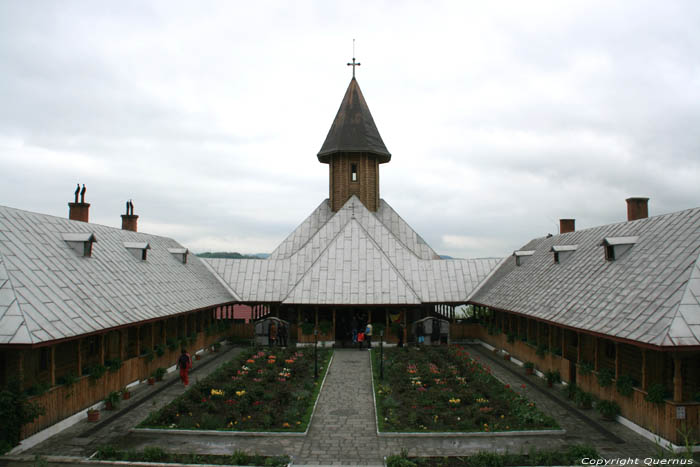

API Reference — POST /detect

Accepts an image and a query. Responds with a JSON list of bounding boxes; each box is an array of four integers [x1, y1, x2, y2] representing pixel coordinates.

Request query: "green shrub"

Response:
[[24, 382, 50, 397], [166, 338, 177, 351], [597, 368, 614, 387], [105, 358, 122, 372], [575, 390, 594, 409], [57, 373, 77, 387], [301, 322, 315, 335], [545, 369, 560, 385], [141, 446, 167, 462], [506, 332, 516, 343], [616, 374, 636, 397], [551, 346, 562, 356], [0, 379, 45, 454], [578, 361, 594, 375], [564, 382, 578, 400], [523, 361, 535, 370], [597, 399, 620, 419], [104, 391, 121, 409], [152, 367, 166, 381], [154, 344, 165, 357], [645, 383, 668, 404], [87, 364, 107, 382], [318, 320, 332, 335]]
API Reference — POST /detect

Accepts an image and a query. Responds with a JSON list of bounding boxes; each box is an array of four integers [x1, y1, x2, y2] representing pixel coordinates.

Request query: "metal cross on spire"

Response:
[[347, 39, 361, 78]]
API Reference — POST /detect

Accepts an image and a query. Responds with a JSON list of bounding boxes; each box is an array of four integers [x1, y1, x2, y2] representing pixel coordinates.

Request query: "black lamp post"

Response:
[[314, 328, 318, 379], [380, 330, 384, 380]]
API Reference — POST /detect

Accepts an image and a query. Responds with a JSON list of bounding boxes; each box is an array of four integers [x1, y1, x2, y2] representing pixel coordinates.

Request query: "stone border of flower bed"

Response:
[[131, 353, 333, 437], [369, 349, 566, 438]]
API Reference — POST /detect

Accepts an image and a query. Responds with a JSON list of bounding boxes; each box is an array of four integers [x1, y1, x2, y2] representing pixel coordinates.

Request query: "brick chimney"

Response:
[[559, 219, 575, 234], [626, 197, 649, 221], [68, 184, 90, 222], [121, 199, 138, 232]]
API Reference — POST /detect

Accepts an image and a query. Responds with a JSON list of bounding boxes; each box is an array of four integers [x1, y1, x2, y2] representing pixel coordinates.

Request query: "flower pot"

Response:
[[148, 377, 155, 385], [525, 368, 534, 375], [503, 354, 511, 361], [547, 381, 553, 388], [105, 401, 115, 411], [122, 391, 131, 400], [87, 410, 100, 422], [195, 354, 202, 361]]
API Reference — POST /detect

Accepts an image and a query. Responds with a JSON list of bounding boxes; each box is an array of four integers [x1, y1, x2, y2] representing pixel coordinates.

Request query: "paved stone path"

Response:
[[4, 344, 664, 467]]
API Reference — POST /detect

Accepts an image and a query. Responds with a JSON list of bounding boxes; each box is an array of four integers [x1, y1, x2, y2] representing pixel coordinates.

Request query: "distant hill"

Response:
[[439, 255, 454, 259], [196, 252, 270, 259]]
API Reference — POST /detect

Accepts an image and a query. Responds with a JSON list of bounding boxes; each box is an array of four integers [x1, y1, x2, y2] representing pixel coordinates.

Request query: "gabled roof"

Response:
[[206, 196, 500, 305], [469, 207, 700, 348], [317, 78, 391, 163], [0, 205, 236, 345]]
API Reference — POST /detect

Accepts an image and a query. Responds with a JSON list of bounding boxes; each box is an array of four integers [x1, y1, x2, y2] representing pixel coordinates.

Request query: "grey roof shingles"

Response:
[[0, 205, 236, 345], [468, 207, 700, 348], [206, 196, 500, 306]]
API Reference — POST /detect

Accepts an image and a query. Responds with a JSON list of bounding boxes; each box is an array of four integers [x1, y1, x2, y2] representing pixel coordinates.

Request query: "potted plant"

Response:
[[211, 342, 221, 352], [194, 352, 202, 361], [147, 376, 155, 385], [120, 387, 131, 400], [524, 361, 535, 375], [597, 368, 614, 388], [503, 352, 511, 361], [104, 391, 121, 410], [87, 408, 100, 422], [545, 370, 560, 388], [575, 390, 593, 409], [597, 400, 620, 420], [152, 367, 166, 382]]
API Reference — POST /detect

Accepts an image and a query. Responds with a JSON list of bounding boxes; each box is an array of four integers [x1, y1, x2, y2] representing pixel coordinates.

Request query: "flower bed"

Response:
[[139, 347, 332, 432], [95, 445, 289, 466], [372, 346, 558, 432]]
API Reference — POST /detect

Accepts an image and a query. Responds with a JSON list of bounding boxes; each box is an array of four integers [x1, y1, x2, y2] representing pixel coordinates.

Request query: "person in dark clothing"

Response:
[[351, 315, 359, 345], [416, 321, 425, 347], [278, 322, 288, 347], [176, 349, 191, 386], [398, 322, 405, 347], [268, 321, 277, 347]]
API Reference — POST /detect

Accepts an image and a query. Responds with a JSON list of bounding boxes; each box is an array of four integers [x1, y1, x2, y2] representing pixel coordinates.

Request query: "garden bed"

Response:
[[138, 347, 332, 433], [94, 445, 290, 466], [372, 346, 558, 433]]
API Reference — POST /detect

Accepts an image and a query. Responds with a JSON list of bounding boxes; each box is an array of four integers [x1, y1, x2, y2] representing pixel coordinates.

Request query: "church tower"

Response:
[[318, 76, 391, 212]]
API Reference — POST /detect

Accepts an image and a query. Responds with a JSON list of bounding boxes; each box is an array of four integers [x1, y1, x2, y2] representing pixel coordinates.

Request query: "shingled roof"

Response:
[[468, 207, 700, 348], [317, 78, 391, 163], [0, 205, 236, 345], [205, 196, 500, 305]]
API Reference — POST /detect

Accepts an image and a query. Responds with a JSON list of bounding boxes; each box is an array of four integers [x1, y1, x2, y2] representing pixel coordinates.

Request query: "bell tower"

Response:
[[318, 62, 391, 212]]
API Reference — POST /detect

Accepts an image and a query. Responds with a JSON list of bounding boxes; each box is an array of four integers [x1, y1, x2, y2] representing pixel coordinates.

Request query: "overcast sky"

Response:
[[1, 1, 698, 258]]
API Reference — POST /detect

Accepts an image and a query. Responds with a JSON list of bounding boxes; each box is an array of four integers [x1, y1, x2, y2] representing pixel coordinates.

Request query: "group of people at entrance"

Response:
[[351, 315, 373, 349], [267, 320, 288, 347]]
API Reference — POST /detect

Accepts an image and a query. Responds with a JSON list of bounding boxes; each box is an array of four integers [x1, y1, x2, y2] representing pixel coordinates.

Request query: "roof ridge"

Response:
[[268, 199, 332, 259], [279, 210, 355, 303], [372, 199, 439, 260], [351, 217, 423, 303], [0, 254, 33, 344]]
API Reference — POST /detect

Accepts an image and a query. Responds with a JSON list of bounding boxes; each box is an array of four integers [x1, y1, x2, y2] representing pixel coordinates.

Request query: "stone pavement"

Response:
[[2, 344, 664, 467]]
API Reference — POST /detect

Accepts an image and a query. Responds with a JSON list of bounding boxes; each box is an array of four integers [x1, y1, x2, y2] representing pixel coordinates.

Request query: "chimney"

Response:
[[121, 199, 139, 232], [559, 219, 575, 234], [68, 184, 90, 222], [626, 197, 649, 221]]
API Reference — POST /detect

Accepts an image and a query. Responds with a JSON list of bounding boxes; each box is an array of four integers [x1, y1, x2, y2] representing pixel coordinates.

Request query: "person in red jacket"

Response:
[[176, 349, 192, 386]]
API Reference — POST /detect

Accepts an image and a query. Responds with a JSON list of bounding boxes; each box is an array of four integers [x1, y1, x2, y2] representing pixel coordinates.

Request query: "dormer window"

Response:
[[551, 245, 578, 264], [350, 163, 358, 182], [601, 236, 638, 261], [168, 248, 188, 264], [513, 250, 534, 266], [124, 242, 150, 261], [62, 233, 97, 257]]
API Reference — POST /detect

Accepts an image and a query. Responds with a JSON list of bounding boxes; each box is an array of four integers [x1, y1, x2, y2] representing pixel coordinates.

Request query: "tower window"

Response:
[[351, 164, 358, 182]]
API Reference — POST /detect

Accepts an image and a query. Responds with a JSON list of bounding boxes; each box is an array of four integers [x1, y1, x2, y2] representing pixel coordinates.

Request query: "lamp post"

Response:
[[380, 330, 384, 380], [314, 328, 318, 379]]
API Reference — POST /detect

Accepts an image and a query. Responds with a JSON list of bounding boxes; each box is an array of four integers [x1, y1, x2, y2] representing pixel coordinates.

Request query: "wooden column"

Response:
[[368, 309, 372, 324], [332, 309, 336, 340], [403, 310, 407, 344], [297, 308, 302, 341], [673, 354, 683, 402], [536, 321, 541, 346], [99, 334, 105, 364], [641, 349, 648, 390], [150, 324, 155, 350], [184, 315, 189, 338], [594, 337, 599, 371], [385, 310, 389, 341], [136, 326, 141, 357], [50, 345, 56, 386], [119, 330, 126, 361], [614, 342, 620, 379], [561, 329, 566, 357], [576, 332, 582, 363], [314, 307, 318, 331], [17, 351, 25, 388], [77, 339, 82, 377]]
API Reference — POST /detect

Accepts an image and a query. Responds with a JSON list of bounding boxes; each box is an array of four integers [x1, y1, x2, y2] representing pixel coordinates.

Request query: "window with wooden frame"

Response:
[[350, 163, 358, 182]]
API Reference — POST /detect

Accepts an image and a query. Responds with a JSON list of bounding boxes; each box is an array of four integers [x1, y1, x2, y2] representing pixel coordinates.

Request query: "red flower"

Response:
[[521, 384, 526, 389], [505, 384, 510, 389]]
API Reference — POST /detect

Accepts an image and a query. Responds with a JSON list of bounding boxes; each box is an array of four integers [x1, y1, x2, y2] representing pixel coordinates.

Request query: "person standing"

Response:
[[278, 322, 288, 347], [365, 322, 373, 350], [176, 349, 191, 386], [268, 321, 277, 347], [416, 321, 425, 347]]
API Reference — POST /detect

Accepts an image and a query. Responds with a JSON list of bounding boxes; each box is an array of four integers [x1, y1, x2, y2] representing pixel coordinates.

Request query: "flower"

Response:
[[521, 384, 526, 389], [282, 422, 290, 428], [210, 388, 224, 397], [235, 390, 246, 397], [448, 398, 460, 405]]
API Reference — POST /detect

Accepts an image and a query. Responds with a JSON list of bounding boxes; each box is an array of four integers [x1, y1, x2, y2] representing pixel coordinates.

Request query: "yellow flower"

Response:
[[282, 422, 290, 428], [235, 390, 246, 397], [210, 389, 224, 396]]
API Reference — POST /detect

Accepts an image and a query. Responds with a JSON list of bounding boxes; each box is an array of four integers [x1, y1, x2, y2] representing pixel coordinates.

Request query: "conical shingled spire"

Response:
[[317, 78, 391, 163]]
